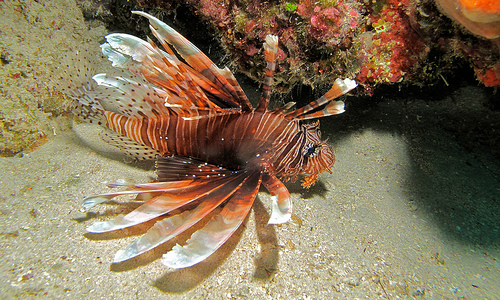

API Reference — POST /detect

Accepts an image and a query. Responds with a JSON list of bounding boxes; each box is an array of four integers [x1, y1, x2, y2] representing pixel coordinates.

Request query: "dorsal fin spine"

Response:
[[256, 35, 279, 112]]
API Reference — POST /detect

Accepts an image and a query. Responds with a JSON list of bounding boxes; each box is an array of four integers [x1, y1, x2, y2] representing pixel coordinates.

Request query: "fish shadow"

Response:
[[81, 196, 279, 292], [322, 85, 500, 246], [251, 197, 280, 282], [153, 197, 279, 293]]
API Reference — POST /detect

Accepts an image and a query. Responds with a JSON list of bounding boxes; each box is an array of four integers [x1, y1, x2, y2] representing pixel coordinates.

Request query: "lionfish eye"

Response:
[[304, 144, 320, 157]]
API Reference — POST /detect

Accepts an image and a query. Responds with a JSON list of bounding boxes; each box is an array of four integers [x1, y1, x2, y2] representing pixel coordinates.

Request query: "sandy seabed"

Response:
[[1, 0, 499, 299]]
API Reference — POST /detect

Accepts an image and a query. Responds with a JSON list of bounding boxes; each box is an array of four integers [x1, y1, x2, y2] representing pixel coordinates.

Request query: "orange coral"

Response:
[[459, 0, 500, 23], [436, 0, 500, 86], [435, 0, 500, 39], [475, 66, 500, 86]]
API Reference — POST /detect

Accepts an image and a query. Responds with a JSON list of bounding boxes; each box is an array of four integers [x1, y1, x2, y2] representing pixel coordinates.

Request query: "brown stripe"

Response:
[[141, 118, 152, 148], [159, 113, 170, 154], [232, 111, 249, 153], [175, 111, 185, 156], [166, 112, 177, 154], [118, 114, 127, 136]]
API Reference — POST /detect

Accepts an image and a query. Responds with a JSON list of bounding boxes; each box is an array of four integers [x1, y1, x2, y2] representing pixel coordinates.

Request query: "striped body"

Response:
[[70, 11, 356, 269], [104, 108, 333, 181]]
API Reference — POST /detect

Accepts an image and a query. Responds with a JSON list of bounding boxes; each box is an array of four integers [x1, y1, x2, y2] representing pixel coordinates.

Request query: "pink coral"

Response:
[[196, 0, 231, 26], [297, 1, 361, 44]]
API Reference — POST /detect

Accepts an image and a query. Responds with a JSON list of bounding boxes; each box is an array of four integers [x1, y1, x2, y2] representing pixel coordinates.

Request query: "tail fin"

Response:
[[51, 48, 108, 125]]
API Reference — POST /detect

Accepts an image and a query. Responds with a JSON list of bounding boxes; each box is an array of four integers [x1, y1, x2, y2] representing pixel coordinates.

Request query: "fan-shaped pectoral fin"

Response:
[[112, 172, 248, 262], [87, 176, 232, 233], [262, 174, 292, 224], [82, 179, 196, 211], [161, 171, 262, 268]]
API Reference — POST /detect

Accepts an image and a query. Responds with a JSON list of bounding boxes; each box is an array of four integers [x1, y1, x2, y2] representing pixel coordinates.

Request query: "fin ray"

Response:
[[132, 11, 252, 110], [285, 78, 356, 119], [88, 175, 240, 233], [161, 171, 262, 268], [113, 172, 249, 262], [256, 35, 278, 112]]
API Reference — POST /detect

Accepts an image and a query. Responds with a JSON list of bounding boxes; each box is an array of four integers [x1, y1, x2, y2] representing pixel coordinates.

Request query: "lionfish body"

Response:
[[73, 11, 356, 268]]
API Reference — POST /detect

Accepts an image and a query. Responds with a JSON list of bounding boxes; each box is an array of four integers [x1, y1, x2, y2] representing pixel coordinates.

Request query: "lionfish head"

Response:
[[297, 121, 335, 188]]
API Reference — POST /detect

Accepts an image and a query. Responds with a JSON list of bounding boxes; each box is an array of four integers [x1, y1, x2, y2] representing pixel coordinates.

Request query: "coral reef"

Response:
[[356, 0, 426, 90], [175, 0, 365, 91], [124, 0, 498, 92]]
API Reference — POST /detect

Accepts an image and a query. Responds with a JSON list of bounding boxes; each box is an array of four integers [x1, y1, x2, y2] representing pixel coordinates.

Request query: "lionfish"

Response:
[[70, 11, 356, 269]]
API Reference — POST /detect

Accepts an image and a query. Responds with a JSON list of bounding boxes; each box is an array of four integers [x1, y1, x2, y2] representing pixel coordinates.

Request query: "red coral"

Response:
[[356, 2, 425, 84], [475, 65, 500, 86]]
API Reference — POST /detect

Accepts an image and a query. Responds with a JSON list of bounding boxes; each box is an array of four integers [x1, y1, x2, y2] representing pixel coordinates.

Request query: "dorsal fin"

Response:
[[285, 78, 356, 120], [272, 101, 296, 114], [132, 11, 252, 111], [91, 72, 173, 118], [256, 35, 279, 112], [100, 33, 223, 110]]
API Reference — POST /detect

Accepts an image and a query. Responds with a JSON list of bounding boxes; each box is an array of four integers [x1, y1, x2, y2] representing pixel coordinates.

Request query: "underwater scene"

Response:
[[1, 0, 499, 298]]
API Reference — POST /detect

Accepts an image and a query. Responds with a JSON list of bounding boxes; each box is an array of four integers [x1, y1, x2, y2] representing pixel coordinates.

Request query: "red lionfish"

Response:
[[71, 11, 356, 268]]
